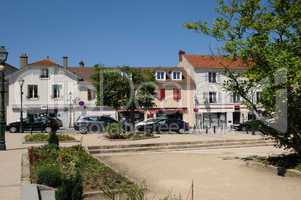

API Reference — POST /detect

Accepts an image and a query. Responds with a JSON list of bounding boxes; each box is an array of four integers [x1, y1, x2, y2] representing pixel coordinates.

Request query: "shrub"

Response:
[[106, 123, 123, 134], [36, 162, 62, 188], [25, 133, 75, 142], [48, 132, 59, 147], [56, 171, 83, 200]]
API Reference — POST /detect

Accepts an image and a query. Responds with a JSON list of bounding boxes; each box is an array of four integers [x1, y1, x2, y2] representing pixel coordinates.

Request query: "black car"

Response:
[[136, 118, 189, 133], [231, 120, 260, 131], [7, 116, 63, 133], [74, 115, 118, 134]]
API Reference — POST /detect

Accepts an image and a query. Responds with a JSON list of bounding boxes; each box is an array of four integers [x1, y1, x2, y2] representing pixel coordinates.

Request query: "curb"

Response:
[[245, 160, 301, 178]]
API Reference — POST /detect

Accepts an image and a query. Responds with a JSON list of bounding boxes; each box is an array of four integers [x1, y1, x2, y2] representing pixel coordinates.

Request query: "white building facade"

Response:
[[177, 51, 258, 129], [7, 55, 116, 128]]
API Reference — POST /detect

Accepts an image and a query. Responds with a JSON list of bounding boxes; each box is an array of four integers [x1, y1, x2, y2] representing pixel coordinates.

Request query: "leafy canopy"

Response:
[[186, 0, 301, 153]]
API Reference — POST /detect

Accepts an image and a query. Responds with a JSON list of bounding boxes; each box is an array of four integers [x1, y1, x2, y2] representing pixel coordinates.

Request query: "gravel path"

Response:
[[100, 146, 301, 200]]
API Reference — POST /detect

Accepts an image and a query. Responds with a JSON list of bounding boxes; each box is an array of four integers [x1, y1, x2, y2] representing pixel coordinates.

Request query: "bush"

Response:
[[106, 123, 127, 139], [25, 133, 76, 142], [48, 132, 59, 147], [106, 123, 123, 134], [56, 171, 83, 200], [36, 162, 62, 188]]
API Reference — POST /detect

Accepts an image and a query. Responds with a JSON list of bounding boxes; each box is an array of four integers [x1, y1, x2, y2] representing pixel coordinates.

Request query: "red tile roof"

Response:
[[29, 59, 59, 66], [68, 67, 95, 82], [184, 54, 248, 69]]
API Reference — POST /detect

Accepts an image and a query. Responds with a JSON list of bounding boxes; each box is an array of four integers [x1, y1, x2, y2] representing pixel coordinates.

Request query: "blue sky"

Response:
[[1, 0, 221, 68]]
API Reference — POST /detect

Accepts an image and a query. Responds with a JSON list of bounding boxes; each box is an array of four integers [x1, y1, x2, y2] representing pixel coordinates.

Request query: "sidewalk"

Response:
[[70, 131, 267, 147], [0, 133, 26, 200]]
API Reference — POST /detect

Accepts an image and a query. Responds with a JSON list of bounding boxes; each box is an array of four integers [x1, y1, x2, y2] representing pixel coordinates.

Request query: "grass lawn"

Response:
[[28, 145, 140, 194], [25, 133, 76, 142]]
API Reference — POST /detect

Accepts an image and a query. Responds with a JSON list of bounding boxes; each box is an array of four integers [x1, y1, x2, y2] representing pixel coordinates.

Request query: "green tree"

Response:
[[186, 0, 301, 154], [92, 65, 156, 130]]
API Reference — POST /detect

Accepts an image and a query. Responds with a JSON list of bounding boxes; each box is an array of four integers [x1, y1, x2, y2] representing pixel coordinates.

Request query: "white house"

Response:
[[7, 55, 116, 128], [177, 50, 260, 128]]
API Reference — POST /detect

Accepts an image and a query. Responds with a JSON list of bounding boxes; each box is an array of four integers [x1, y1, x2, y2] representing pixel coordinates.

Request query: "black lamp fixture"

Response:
[[18, 79, 25, 133], [0, 46, 8, 150]]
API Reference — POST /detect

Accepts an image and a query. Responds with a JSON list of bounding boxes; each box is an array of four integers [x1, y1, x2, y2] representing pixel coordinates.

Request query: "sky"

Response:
[[1, 0, 222, 68]]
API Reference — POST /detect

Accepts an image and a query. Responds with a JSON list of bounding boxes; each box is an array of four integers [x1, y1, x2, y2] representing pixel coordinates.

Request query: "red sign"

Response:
[[234, 105, 240, 110]]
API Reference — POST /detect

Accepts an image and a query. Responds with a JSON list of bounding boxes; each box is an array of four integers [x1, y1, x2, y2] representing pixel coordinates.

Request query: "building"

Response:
[[6, 55, 116, 128], [146, 67, 195, 125], [177, 50, 257, 128]]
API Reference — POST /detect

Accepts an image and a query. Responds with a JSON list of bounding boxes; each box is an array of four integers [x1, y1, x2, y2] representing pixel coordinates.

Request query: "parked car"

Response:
[[74, 115, 118, 134], [231, 120, 260, 131], [136, 118, 189, 133], [7, 116, 63, 133]]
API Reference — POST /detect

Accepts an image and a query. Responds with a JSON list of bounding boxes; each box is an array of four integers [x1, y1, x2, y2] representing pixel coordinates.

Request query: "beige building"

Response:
[[177, 50, 253, 128], [145, 67, 196, 126]]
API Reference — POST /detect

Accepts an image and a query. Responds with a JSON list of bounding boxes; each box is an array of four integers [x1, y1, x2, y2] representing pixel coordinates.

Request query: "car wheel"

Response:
[[79, 127, 88, 134], [9, 126, 17, 133], [178, 128, 185, 134], [45, 127, 52, 133]]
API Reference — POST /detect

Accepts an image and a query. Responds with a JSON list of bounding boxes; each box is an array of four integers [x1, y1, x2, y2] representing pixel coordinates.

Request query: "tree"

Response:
[[185, 0, 301, 154], [92, 65, 156, 130]]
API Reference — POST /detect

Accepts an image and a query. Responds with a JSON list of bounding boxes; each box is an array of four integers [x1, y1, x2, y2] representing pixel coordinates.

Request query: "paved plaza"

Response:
[[99, 147, 301, 200]]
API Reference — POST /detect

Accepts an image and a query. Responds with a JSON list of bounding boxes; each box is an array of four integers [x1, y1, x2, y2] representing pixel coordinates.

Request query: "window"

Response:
[[209, 92, 217, 103], [52, 84, 62, 99], [156, 71, 166, 80], [159, 88, 165, 100], [233, 93, 240, 103], [40, 68, 49, 78], [88, 89, 96, 101], [172, 71, 182, 80], [208, 72, 216, 83], [173, 88, 181, 101], [27, 85, 38, 99]]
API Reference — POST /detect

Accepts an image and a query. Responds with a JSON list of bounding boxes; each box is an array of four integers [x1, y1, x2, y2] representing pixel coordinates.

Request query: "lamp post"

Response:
[[0, 46, 8, 151], [18, 79, 24, 133]]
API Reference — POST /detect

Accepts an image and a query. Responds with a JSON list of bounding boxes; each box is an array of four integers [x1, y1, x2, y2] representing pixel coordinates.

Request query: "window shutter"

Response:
[[173, 88, 181, 101], [159, 88, 165, 100]]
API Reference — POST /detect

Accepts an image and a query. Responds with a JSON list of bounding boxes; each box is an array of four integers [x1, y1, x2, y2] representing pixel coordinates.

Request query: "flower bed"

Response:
[[105, 132, 158, 140], [28, 145, 142, 198], [25, 134, 76, 142]]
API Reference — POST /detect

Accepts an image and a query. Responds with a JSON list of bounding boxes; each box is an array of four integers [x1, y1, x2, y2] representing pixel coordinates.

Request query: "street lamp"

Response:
[[0, 46, 8, 151], [18, 79, 25, 133]]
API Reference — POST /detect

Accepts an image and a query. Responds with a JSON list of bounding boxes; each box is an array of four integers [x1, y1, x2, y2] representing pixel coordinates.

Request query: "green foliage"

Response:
[[25, 134, 75, 142], [36, 161, 62, 188], [91, 65, 156, 127], [48, 132, 59, 147], [30, 145, 138, 195], [186, 0, 301, 154], [55, 171, 83, 200], [106, 122, 123, 134]]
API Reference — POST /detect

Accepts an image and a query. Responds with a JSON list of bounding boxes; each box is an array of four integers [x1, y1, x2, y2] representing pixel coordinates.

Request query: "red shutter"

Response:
[[173, 88, 181, 101], [159, 88, 165, 100]]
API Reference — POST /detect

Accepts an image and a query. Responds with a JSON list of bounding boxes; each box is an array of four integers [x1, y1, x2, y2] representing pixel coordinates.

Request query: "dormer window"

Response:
[[40, 68, 49, 78], [172, 71, 182, 80], [156, 71, 166, 80]]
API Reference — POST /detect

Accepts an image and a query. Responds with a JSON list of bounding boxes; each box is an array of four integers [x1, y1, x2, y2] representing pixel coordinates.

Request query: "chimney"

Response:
[[20, 53, 28, 68], [178, 50, 186, 62], [63, 56, 68, 68], [79, 61, 85, 68]]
